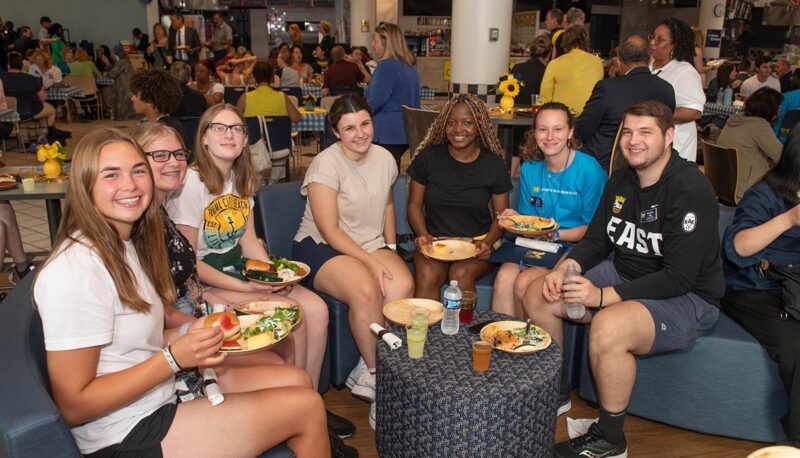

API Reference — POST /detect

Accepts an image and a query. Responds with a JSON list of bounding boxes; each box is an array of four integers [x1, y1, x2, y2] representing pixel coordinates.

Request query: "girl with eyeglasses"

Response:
[[34, 127, 329, 457], [165, 104, 330, 390]]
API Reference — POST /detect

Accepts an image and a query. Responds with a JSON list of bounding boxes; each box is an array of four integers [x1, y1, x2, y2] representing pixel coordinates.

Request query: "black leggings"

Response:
[[376, 143, 408, 172], [723, 290, 800, 445]]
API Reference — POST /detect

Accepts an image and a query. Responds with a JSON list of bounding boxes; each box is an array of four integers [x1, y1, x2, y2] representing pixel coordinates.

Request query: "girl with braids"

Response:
[[649, 18, 705, 162], [407, 94, 512, 299], [33, 128, 329, 457], [292, 93, 413, 428], [491, 102, 606, 318]]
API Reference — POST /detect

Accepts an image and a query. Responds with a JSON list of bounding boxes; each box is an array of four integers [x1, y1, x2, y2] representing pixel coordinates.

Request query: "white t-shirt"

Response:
[[740, 75, 781, 99], [34, 237, 175, 454], [166, 168, 255, 259], [651, 60, 705, 162], [207, 82, 224, 96], [28, 64, 63, 89], [295, 143, 398, 253]]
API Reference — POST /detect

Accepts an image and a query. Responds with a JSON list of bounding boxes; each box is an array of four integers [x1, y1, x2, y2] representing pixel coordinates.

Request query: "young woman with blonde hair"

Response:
[[34, 127, 329, 457], [368, 21, 420, 170]]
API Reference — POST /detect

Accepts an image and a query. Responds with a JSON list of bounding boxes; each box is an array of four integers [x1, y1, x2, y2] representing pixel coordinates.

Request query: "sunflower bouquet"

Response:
[[497, 72, 524, 110], [303, 93, 317, 109], [36, 141, 69, 178]]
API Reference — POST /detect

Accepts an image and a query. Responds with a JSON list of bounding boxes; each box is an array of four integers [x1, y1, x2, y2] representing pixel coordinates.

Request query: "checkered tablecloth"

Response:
[[0, 109, 20, 122], [294, 110, 327, 132], [46, 86, 85, 101], [302, 83, 322, 99], [704, 103, 741, 117], [95, 76, 114, 86], [361, 85, 436, 100]]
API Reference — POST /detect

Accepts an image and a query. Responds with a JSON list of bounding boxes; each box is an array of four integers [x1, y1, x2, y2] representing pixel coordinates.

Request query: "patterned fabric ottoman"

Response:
[[376, 310, 560, 457]]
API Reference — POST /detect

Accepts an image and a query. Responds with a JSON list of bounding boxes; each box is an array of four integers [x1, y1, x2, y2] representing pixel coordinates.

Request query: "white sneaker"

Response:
[[368, 402, 376, 430], [350, 365, 376, 402], [345, 358, 365, 390]]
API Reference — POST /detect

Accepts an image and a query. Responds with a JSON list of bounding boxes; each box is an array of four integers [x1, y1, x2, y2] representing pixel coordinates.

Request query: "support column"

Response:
[[698, 0, 725, 59], [350, 0, 376, 48], [450, 0, 513, 102], [619, 0, 650, 43]]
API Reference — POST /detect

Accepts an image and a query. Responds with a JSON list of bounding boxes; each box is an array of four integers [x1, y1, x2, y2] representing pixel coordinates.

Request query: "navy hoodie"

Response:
[[568, 150, 725, 306]]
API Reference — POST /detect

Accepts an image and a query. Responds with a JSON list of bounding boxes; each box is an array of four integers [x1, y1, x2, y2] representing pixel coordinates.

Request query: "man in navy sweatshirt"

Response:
[[523, 100, 725, 458]]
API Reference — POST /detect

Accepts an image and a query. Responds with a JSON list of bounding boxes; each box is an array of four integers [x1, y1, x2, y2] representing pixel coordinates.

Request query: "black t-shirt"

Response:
[[0, 71, 43, 119], [174, 84, 208, 119], [407, 144, 513, 238]]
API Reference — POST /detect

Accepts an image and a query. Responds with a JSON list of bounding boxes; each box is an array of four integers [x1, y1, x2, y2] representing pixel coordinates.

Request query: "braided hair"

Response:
[[659, 18, 695, 64], [410, 94, 505, 164]]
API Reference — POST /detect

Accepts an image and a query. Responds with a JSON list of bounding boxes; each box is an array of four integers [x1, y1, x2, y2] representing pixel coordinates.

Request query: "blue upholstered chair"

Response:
[[576, 204, 789, 443], [0, 272, 295, 458]]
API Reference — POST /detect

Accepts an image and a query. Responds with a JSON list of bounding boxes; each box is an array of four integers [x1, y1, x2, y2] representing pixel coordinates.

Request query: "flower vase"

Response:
[[500, 95, 515, 111], [43, 159, 62, 178], [304, 100, 315, 110]]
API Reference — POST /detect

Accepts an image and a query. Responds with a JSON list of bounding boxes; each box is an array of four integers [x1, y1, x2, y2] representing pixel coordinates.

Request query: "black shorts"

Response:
[[84, 403, 177, 458], [292, 236, 344, 287], [584, 260, 720, 354]]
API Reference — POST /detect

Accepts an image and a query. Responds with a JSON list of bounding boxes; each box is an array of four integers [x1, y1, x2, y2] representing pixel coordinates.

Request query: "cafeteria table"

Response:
[[0, 179, 68, 243], [45, 86, 85, 101], [376, 310, 560, 457], [294, 108, 327, 133], [703, 102, 741, 117], [0, 109, 20, 122], [490, 109, 534, 171], [95, 76, 114, 86]]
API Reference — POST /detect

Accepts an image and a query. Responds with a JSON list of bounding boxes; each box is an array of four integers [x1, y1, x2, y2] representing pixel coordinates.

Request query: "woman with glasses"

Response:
[[368, 22, 420, 171], [33, 127, 330, 457], [163, 104, 349, 434], [649, 18, 705, 162]]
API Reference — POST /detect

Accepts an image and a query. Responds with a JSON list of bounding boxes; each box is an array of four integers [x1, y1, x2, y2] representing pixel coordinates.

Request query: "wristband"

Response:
[[162, 346, 182, 373], [553, 230, 560, 241], [386, 243, 397, 251], [598, 287, 605, 309], [179, 321, 191, 337]]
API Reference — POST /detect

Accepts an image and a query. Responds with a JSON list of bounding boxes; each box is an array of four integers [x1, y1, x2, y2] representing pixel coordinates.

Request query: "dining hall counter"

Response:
[[415, 56, 528, 95]]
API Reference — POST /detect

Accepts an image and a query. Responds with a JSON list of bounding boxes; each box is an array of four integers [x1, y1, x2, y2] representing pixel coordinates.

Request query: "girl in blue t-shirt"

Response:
[[492, 102, 606, 317]]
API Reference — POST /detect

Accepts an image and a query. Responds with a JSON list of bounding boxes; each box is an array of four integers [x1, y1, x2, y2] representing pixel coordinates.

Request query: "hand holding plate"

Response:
[[415, 234, 434, 251], [474, 240, 491, 260]]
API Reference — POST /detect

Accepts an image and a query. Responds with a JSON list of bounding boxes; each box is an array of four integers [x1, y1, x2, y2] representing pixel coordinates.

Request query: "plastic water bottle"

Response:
[[563, 265, 586, 320], [716, 89, 723, 104], [722, 88, 734, 106], [441, 280, 462, 335]]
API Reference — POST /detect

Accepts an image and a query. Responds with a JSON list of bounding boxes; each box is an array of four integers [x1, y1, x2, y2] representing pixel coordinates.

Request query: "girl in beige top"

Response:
[[292, 94, 413, 411]]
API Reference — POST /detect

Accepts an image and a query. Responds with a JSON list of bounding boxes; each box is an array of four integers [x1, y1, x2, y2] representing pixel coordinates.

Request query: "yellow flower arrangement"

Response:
[[497, 72, 522, 98], [36, 141, 69, 163]]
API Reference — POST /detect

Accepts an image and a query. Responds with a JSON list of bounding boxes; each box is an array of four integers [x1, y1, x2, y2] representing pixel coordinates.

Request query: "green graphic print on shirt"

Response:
[[203, 194, 250, 250]]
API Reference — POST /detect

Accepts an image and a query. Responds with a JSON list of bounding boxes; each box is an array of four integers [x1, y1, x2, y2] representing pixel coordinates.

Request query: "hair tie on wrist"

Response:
[[598, 287, 605, 309], [162, 346, 182, 373]]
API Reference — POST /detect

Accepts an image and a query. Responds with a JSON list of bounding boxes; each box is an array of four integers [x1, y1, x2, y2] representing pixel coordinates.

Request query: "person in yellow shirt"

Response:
[[539, 26, 603, 116]]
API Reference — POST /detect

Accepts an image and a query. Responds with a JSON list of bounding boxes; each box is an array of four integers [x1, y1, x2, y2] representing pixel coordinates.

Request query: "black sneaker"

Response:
[[16, 263, 35, 281], [328, 429, 359, 458], [555, 423, 627, 458], [327, 409, 356, 438], [557, 389, 572, 416]]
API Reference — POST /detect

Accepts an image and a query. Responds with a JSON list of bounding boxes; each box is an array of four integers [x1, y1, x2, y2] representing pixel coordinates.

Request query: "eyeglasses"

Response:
[[146, 149, 190, 162], [206, 123, 247, 135], [647, 34, 672, 45]]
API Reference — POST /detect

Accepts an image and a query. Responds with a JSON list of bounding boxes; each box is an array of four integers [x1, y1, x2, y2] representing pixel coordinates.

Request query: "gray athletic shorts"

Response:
[[583, 260, 720, 354]]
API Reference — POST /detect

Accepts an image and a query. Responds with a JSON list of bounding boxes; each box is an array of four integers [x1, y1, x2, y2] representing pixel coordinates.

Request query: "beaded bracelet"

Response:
[[162, 346, 182, 373]]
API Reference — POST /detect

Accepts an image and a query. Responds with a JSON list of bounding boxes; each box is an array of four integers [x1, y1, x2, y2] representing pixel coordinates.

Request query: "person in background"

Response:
[[492, 102, 606, 320], [545, 8, 565, 59], [206, 12, 233, 64], [146, 23, 171, 70], [776, 58, 792, 93], [774, 80, 800, 143], [741, 55, 781, 100], [290, 44, 314, 82], [169, 13, 201, 67], [34, 127, 331, 458], [129, 68, 187, 145], [13, 26, 37, 57], [0, 201, 36, 286], [691, 26, 714, 78], [189, 59, 224, 106], [276, 44, 300, 89], [291, 94, 413, 431], [319, 20, 334, 57], [525, 101, 722, 457], [107, 45, 136, 120], [539, 25, 603, 116], [649, 18, 705, 162], [288, 23, 304, 49], [132, 28, 149, 53], [68, 48, 101, 77], [407, 94, 511, 300], [216, 46, 256, 87], [48, 23, 67, 70], [706, 63, 741, 102], [791, 69, 800, 91], [367, 22, 420, 171], [511, 34, 551, 105], [28, 50, 63, 90], [169, 61, 208, 121], [38, 16, 52, 42], [576, 35, 676, 170], [322, 45, 366, 97], [717, 87, 784, 202], [721, 129, 800, 447], [57, 46, 73, 75], [95, 45, 112, 73]]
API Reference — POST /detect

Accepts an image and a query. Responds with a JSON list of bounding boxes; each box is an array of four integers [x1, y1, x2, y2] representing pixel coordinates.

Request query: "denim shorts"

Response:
[[171, 294, 195, 316], [584, 259, 720, 354]]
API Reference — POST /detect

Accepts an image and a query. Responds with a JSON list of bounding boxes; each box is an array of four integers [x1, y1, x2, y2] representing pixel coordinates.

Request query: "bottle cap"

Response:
[[450, 280, 458, 286]]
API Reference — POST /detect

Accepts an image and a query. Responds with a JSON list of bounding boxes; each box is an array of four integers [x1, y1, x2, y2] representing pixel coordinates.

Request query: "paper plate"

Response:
[[383, 298, 444, 325], [0, 182, 18, 191], [747, 446, 800, 458], [499, 215, 559, 237], [243, 261, 310, 286], [419, 239, 477, 261], [220, 309, 301, 356], [480, 320, 552, 354]]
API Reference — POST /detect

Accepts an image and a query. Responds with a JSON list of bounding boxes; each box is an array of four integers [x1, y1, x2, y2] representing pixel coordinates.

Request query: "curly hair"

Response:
[[659, 18, 695, 64], [530, 34, 551, 60], [129, 69, 182, 115], [411, 93, 505, 163], [561, 25, 589, 53], [520, 102, 581, 161]]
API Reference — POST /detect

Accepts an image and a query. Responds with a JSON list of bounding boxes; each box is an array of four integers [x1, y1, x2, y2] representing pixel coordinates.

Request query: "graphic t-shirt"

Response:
[[166, 168, 254, 259], [517, 151, 607, 230]]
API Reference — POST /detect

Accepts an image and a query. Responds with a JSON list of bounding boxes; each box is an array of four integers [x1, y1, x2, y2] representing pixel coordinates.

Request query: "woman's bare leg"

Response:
[[413, 252, 449, 300], [492, 263, 521, 316], [284, 285, 329, 390]]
